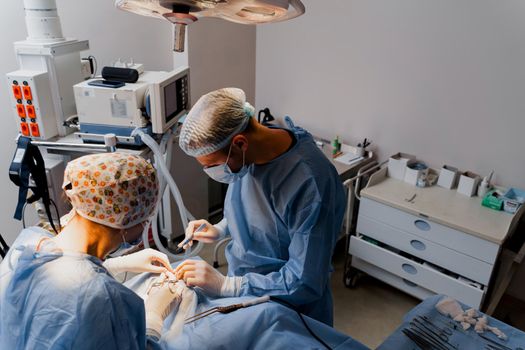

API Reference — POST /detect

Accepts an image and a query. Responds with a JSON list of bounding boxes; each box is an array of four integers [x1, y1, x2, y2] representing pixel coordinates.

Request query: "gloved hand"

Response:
[[103, 248, 173, 276], [174, 259, 242, 297], [178, 220, 223, 250], [145, 273, 185, 340]]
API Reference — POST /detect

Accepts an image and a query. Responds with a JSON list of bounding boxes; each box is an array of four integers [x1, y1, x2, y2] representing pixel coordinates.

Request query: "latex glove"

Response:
[[103, 248, 173, 276], [178, 220, 222, 250], [175, 259, 242, 297], [145, 274, 185, 339]]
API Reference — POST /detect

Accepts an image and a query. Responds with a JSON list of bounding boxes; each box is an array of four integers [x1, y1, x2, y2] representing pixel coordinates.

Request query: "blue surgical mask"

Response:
[[109, 221, 148, 257], [204, 143, 249, 184]]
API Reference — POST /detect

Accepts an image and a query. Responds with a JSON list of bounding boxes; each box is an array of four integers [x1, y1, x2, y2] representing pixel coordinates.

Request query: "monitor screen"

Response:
[[163, 76, 187, 123]]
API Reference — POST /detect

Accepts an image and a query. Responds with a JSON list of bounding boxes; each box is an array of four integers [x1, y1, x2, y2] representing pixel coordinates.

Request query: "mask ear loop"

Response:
[[120, 229, 129, 245], [224, 142, 234, 167], [118, 228, 131, 282]]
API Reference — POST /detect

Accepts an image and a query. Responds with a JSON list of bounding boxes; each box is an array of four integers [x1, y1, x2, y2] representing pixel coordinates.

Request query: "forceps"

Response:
[[185, 296, 270, 324], [146, 273, 179, 295]]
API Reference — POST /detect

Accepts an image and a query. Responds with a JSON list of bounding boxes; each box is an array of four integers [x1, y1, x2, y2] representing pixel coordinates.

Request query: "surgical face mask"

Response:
[[109, 221, 148, 257], [203, 143, 249, 184]]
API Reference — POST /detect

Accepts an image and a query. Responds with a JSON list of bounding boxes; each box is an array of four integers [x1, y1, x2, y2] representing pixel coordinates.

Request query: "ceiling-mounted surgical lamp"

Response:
[[115, 0, 305, 52]]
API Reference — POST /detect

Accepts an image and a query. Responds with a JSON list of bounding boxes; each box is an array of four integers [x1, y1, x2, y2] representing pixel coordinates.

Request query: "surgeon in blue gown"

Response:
[[176, 88, 346, 325], [0, 153, 183, 350]]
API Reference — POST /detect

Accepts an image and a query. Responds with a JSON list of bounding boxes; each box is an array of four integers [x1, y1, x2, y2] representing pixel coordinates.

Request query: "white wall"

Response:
[[189, 18, 256, 102], [175, 18, 255, 227], [57, 0, 174, 71], [0, 0, 173, 245], [256, 0, 525, 190], [257, 0, 525, 302]]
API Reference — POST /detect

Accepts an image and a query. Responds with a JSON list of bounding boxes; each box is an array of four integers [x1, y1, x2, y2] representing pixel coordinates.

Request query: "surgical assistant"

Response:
[[177, 88, 346, 325], [0, 153, 182, 350]]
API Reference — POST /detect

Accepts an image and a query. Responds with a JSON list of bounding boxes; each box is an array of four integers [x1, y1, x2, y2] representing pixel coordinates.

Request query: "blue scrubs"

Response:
[[224, 125, 346, 325], [0, 227, 159, 350]]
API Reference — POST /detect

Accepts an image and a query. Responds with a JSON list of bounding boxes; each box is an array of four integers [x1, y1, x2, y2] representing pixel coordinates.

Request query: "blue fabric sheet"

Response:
[[125, 264, 369, 350], [0, 227, 154, 350], [1, 227, 367, 349], [378, 295, 525, 350]]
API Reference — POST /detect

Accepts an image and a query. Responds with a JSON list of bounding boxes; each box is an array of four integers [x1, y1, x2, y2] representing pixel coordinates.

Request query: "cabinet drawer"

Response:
[[359, 198, 499, 264], [352, 257, 434, 301], [357, 215, 493, 285], [350, 236, 484, 308]]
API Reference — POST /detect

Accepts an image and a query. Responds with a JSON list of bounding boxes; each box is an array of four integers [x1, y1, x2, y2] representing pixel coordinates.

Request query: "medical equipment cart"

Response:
[[346, 166, 525, 310]]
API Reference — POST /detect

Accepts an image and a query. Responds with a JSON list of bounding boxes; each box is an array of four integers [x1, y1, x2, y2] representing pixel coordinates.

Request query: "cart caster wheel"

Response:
[[344, 269, 360, 288], [213, 261, 219, 268]]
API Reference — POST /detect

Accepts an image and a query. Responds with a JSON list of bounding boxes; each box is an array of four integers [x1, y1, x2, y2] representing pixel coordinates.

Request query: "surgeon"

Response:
[[0, 153, 184, 350], [175, 88, 346, 325]]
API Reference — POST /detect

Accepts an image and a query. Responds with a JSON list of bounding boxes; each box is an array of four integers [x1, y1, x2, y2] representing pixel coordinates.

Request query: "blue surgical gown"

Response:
[[224, 124, 346, 325], [0, 227, 159, 350]]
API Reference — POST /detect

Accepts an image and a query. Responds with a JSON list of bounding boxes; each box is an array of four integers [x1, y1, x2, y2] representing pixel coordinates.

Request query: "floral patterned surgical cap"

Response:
[[62, 152, 159, 229]]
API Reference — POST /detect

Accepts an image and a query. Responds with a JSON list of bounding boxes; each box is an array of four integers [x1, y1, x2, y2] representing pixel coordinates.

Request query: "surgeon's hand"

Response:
[[145, 274, 185, 339], [178, 220, 221, 250], [175, 259, 242, 297], [103, 248, 173, 276]]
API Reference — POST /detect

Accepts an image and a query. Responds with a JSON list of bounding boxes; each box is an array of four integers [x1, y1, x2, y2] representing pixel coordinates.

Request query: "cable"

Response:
[[88, 55, 98, 78], [269, 296, 333, 350], [0, 233, 9, 258], [22, 198, 61, 233], [22, 202, 28, 229], [49, 198, 62, 232]]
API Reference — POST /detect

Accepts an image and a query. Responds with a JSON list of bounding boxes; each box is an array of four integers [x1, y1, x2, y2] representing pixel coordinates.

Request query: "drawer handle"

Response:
[[410, 240, 426, 251], [402, 263, 418, 275], [414, 220, 431, 231], [402, 279, 418, 287]]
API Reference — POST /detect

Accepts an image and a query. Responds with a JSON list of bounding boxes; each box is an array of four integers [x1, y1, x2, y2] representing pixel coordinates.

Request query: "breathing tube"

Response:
[[132, 127, 203, 260]]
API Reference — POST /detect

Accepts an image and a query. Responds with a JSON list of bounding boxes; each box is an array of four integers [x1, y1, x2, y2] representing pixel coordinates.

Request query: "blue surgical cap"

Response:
[[179, 88, 255, 157]]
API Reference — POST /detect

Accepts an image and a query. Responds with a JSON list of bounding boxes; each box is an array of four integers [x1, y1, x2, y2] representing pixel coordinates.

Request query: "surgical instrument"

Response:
[[404, 328, 447, 350], [175, 223, 207, 253], [411, 320, 450, 343], [185, 296, 270, 324], [418, 316, 453, 336], [484, 345, 510, 350], [409, 329, 447, 350], [408, 323, 454, 350], [432, 313, 468, 334], [407, 317, 459, 350], [146, 273, 179, 295], [478, 334, 512, 350], [403, 329, 431, 350]]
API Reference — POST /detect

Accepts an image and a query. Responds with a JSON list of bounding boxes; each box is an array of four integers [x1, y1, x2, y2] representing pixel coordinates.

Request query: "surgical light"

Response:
[[115, 0, 305, 52]]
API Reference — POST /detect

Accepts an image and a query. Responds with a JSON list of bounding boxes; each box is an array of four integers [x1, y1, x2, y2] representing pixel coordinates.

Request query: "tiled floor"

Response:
[[198, 240, 419, 349]]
